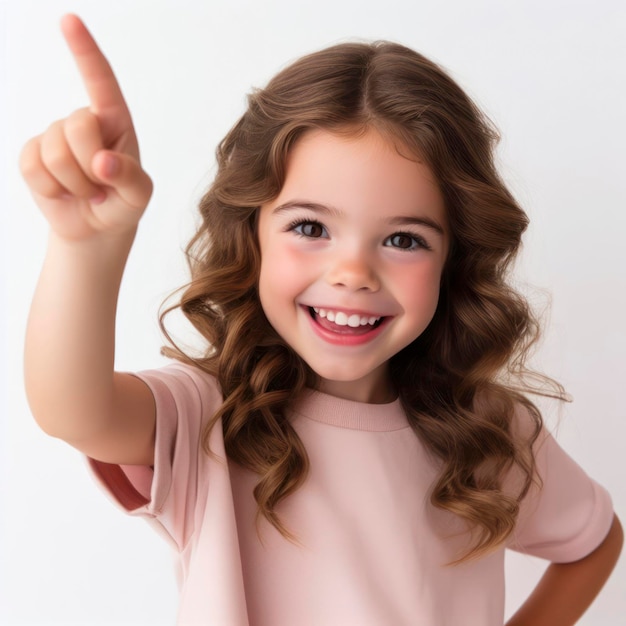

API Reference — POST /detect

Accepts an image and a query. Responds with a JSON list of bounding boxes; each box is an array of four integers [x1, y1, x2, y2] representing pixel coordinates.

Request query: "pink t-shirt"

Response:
[[89, 363, 614, 625]]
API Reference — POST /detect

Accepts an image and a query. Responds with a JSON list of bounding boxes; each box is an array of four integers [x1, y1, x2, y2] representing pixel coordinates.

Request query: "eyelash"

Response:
[[286, 219, 432, 251], [288, 219, 328, 239], [385, 232, 432, 251]]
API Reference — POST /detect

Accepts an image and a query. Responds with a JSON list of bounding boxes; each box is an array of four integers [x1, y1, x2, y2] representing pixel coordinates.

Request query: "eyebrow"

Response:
[[272, 200, 445, 235]]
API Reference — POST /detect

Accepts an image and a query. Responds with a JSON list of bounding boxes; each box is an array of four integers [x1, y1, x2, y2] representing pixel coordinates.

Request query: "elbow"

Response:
[[25, 383, 112, 444]]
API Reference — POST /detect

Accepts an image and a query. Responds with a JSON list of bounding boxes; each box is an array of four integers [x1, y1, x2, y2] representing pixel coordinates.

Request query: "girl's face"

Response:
[[257, 128, 448, 403]]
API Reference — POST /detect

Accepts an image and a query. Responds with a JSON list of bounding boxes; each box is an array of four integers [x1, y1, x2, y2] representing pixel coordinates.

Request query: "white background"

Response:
[[2, 0, 625, 624]]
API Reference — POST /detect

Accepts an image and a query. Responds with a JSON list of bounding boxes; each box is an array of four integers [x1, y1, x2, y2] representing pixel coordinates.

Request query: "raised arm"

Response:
[[22, 15, 156, 465]]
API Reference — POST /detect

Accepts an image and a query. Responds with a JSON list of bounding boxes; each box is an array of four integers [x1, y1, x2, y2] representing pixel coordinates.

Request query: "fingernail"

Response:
[[101, 154, 119, 178]]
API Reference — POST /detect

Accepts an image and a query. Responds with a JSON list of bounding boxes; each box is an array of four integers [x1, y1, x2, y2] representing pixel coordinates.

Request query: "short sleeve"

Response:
[[507, 413, 614, 563], [88, 362, 223, 551]]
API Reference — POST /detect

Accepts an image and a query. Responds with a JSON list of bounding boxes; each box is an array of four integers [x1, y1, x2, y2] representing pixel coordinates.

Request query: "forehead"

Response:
[[275, 127, 446, 226]]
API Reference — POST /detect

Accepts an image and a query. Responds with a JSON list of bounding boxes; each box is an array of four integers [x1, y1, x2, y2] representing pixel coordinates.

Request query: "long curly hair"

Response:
[[161, 41, 565, 560]]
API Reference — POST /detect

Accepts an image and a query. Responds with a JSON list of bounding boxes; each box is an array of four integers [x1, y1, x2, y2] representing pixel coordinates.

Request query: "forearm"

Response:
[[506, 514, 623, 626], [25, 229, 135, 440]]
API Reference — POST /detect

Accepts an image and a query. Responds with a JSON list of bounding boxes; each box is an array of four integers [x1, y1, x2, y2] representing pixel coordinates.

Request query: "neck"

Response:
[[316, 376, 396, 404]]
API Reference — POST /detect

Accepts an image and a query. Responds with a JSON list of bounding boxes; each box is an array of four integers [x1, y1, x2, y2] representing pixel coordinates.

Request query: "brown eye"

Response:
[[384, 232, 432, 251], [385, 233, 418, 250], [291, 220, 327, 238]]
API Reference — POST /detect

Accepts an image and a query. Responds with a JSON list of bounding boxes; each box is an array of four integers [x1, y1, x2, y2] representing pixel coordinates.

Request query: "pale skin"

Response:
[[22, 15, 622, 624], [22, 14, 156, 466]]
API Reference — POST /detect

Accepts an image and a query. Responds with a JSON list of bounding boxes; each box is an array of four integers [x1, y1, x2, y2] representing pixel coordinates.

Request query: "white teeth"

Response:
[[335, 312, 348, 325], [313, 307, 381, 327], [347, 314, 361, 328]]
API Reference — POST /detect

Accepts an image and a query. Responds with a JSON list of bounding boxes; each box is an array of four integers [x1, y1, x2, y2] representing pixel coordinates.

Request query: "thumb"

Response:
[[92, 150, 153, 209]]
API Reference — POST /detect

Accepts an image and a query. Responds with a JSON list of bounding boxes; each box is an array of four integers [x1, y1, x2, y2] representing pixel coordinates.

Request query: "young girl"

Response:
[[21, 14, 622, 626]]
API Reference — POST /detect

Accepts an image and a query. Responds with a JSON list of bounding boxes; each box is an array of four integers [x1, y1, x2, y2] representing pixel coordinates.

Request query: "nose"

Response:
[[326, 253, 381, 292]]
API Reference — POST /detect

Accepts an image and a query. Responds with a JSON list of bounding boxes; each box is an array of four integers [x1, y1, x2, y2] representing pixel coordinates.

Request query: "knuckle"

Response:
[[44, 118, 64, 136], [65, 107, 97, 137], [41, 136, 71, 172], [19, 137, 41, 178], [18, 138, 64, 198], [43, 146, 71, 173]]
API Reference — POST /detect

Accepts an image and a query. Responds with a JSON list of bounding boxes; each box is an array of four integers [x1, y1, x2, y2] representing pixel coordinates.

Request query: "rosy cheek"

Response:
[[261, 241, 311, 286], [268, 263, 299, 287], [282, 240, 311, 258], [404, 261, 440, 284], [277, 241, 323, 272]]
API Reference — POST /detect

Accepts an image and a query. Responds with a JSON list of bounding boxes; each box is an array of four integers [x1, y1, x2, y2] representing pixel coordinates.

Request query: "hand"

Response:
[[19, 14, 153, 241]]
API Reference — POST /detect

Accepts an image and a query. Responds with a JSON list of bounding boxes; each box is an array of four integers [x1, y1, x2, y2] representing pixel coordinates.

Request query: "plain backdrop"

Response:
[[2, 0, 625, 624]]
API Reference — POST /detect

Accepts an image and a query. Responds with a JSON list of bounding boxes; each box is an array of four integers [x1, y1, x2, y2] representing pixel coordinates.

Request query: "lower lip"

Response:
[[305, 307, 390, 346]]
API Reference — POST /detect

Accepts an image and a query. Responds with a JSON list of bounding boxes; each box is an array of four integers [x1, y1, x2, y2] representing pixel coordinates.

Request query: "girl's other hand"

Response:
[[19, 14, 153, 241]]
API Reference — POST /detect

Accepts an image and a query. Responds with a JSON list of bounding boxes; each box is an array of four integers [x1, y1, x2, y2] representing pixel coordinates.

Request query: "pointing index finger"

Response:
[[60, 14, 130, 119]]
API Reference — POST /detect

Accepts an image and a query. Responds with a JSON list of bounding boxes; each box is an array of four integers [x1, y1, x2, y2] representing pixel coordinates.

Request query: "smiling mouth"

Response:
[[308, 307, 385, 334]]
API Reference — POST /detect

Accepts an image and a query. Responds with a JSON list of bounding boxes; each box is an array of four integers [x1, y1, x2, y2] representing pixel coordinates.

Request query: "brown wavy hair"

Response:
[[161, 41, 565, 560]]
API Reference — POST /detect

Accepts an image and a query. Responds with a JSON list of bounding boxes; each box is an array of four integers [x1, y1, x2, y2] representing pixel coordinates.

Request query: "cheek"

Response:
[[396, 263, 444, 316], [259, 241, 311, 305], [265, 248, 301, 281]]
